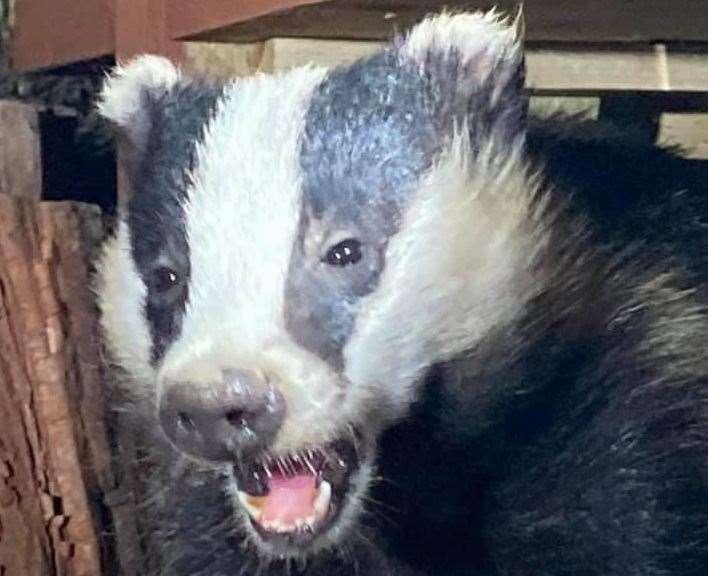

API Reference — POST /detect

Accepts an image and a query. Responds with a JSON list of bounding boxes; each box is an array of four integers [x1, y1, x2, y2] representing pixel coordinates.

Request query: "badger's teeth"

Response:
[[314, 480, 331, 521], [237, 490, 263, 522], [262, 519, 285, 533]]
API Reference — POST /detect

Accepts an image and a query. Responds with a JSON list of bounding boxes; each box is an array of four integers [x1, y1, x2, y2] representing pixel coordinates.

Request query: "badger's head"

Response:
[[97, 11, 541, 560]]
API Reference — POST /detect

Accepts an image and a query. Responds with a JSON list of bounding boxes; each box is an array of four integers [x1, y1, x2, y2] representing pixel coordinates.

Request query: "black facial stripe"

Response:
[[284, 50, 441, 369], [126, 81, 224, 364]]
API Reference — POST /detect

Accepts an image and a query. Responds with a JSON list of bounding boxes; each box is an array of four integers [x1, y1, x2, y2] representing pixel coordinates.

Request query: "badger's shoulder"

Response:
[[526, 112, 708, 280]]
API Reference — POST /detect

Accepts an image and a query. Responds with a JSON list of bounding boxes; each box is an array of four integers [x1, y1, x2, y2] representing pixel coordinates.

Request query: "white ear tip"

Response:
[[400, 10, 521, 65], [98, 55, 181, 125]]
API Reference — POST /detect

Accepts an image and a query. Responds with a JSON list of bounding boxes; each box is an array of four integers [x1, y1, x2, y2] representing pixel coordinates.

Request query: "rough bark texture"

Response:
[[0, 196, 115, 575]]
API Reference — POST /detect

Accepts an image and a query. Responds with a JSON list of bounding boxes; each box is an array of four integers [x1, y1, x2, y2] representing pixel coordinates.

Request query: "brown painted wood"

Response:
[[11, 0, 114, 71], [167, 0, 326, 40], [115, 0, 184, 62]]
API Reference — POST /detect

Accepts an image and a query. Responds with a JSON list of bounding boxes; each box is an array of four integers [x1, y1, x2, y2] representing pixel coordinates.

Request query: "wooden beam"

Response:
[[0, 198, 109, 576], [182, 42, 266, 79], [10, 0, 708, 74], [660, 113, 708, 159], [168, 0, 326, 41], [10, 0, 114, 71], [178, 0, 708, 44], [115, 0, 183, 63], [201, 37, 708, 94], [0, 101, 41, 199]]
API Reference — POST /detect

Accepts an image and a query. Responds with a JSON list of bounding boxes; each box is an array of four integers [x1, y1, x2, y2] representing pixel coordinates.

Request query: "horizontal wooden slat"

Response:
[[182, 42, 266, 79], [184, 37, 708, 93], [659, 113, 708, 159], [167, 0, 325, 40], [181, 0, 708, 44], [11, 0, 708, 74], [0, 101, 41, 199]]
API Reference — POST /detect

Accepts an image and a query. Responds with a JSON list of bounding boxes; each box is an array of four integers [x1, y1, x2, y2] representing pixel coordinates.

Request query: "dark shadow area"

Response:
[[39, 110, 116, 213]]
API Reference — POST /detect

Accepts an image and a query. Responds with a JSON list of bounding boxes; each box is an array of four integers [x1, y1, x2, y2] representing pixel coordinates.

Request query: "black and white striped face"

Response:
[[97, 11, 540, 558]]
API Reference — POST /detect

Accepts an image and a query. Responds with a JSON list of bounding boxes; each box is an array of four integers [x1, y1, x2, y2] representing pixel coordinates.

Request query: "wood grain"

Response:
[[0, 198, 113, 576]]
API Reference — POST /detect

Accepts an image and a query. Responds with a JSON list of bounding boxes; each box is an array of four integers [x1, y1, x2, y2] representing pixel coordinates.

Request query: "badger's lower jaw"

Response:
[[230, 430, 370, 557]]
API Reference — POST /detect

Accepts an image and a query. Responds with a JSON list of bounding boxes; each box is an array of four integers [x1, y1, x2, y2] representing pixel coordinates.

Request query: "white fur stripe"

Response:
[[96, 220, 155, 392], [183, 65, 326, 341], [343, 134, 546, 416], [157, 66, 330, 409]]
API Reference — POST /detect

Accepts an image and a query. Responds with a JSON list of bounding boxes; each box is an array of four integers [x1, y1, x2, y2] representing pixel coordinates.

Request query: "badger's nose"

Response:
[[158, 369, 286, 462]]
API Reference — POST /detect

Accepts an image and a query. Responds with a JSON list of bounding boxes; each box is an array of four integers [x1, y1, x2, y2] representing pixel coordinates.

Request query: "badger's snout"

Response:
[[159, 369, 287, 462]]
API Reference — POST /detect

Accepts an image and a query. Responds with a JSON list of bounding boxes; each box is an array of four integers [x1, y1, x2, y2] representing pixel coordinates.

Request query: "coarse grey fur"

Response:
[[96, 11, 708, 576], [285, 50, 437, 368]]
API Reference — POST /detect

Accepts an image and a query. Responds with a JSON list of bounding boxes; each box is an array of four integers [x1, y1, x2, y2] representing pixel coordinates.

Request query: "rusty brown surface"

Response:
[[10, 0, 114, 71], [0, 197, 113, 575], [115, 0, 183, 63], [167, 0, 326, 40]]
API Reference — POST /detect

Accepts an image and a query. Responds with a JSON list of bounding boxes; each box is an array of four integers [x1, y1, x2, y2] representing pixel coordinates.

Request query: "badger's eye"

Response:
[[324, 238, 362, 267], [152, 266, 180, 294]]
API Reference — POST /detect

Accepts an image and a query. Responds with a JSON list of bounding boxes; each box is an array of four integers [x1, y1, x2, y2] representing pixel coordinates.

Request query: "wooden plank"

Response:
[[11, 0, 708, 72], [168, 0, 325, 40], [664, 49, 708, 92], [215, 37, 708, 94], [179, 0, 708, 44], [259, 38, 380, 73], [0, 101, 41, 199], [115, 0, 183, 62], [525, 48, 665, 92], [182, 42, 266, 78], [0, 198, 109, 576], [11, 0, 114, 71], [659, 113, 708, 159]]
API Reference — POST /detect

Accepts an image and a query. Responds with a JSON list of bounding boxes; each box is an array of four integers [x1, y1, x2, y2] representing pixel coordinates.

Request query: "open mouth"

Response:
[[233, 433, 361, 549]]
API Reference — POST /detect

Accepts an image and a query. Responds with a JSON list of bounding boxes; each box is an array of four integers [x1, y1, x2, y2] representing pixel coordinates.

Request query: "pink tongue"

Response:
[[261, 474, 318, 524]]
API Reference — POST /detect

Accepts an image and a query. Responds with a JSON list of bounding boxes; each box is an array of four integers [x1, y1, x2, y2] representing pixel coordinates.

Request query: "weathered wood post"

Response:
[[0, 100, 120, 575]]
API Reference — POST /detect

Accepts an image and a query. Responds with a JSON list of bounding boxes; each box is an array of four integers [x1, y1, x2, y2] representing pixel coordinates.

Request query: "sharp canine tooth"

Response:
[[306, 458, 317, 475], [237, 491, 262, 521], [314, 480, 331, 521]]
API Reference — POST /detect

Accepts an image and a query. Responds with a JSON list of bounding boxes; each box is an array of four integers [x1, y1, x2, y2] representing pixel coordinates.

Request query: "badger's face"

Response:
[[97, 11, 540, 560]]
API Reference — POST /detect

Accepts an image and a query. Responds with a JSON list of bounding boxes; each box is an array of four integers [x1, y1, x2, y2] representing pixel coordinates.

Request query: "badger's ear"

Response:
[[98, 55, 181, 155], [396, 10, 527, 146]]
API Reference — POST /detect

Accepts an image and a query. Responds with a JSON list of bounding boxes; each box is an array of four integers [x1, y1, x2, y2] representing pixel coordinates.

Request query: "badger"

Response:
[[96, 10, 708, 576]]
